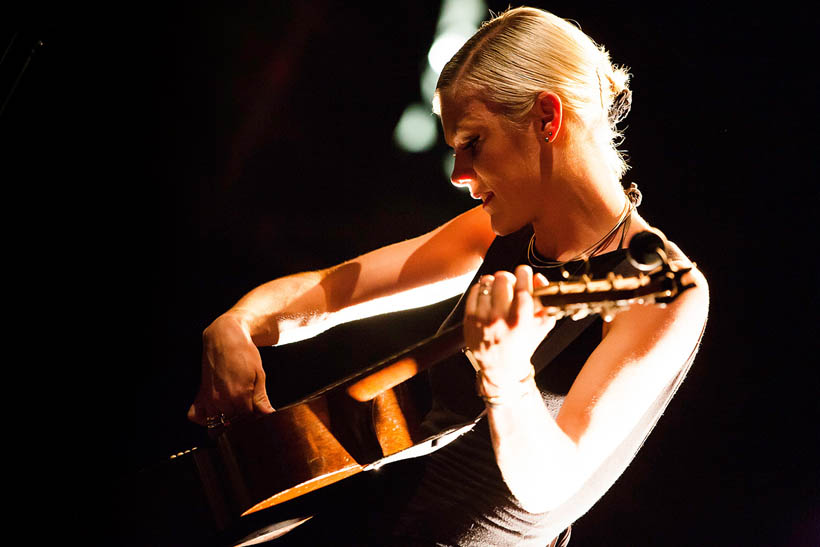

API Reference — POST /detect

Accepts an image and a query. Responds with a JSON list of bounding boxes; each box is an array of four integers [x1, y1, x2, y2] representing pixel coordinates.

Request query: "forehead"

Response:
[[438, 89, 501, 145]]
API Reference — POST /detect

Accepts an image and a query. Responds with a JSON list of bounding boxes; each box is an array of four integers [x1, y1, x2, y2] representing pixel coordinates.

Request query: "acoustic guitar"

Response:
[[116, 231, 695, 546]]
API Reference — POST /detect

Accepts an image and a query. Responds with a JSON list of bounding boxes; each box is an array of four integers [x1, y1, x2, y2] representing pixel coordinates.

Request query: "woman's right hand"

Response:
[[187, 313, 275, 427]]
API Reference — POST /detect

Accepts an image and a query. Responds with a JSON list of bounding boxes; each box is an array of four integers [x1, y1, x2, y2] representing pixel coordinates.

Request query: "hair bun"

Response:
[[608, 87, 632, 125]]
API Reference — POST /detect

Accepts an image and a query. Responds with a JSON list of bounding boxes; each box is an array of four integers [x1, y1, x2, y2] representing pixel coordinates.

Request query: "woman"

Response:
[[189, 7, 708, 546]]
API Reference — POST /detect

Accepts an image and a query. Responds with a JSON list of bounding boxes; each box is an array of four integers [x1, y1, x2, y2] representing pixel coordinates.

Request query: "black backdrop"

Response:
[[6, 2, 818, 545]]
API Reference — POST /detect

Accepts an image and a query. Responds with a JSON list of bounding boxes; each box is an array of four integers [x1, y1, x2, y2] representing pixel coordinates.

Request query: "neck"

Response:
[[531, 157, 629, 261]]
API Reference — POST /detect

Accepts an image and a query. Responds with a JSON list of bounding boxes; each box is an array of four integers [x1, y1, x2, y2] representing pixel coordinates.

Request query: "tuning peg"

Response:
[[628, 229, 669, 271]]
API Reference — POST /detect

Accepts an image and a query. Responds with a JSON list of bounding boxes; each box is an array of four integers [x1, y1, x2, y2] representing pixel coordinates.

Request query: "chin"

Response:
[[489, 215, 526, 237]]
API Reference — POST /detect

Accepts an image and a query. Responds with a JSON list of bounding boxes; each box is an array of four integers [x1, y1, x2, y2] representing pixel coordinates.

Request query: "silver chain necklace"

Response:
[[526, 183, 642, 270]]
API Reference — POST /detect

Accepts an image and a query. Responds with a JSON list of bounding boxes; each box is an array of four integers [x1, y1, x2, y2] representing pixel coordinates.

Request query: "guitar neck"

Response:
[[342, 323, 465, 403], [298, 262, 693, 405]]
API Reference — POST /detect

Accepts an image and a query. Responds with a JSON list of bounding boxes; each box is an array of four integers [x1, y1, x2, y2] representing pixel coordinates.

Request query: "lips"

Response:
[[479, 191, 494, 207]]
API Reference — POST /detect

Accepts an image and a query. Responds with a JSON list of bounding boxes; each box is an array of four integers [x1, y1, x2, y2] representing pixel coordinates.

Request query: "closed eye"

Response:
[[451, 136, 479, 157]]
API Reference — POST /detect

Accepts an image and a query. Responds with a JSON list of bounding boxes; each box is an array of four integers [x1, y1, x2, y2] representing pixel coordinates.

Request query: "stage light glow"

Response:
[[420, 65, 438, 103], [394, 103, 438, 153], [394, 0, 487, 154], [442, 152, 456, 183], [436, 0, 487, 36], [427, 31, 471, 74]]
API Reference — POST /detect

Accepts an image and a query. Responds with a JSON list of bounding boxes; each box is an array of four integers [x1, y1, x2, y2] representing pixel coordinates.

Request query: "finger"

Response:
[[221, 374, 259, 418], [511, 266, 534, 326], [464, 281, 481, 320], [514, 265, 534, 294], [491, 271, 515, 321], [188, 394, 219, 426], [476, 275, 495, 321], [537, 315, 558, 337], [234, 392, 255, 416], [253, 370, 275, 414], [187, 400, 206, 425], [209, 372, 244, 418], [462, 282, 484, 351], [531, 272, 549, 316]]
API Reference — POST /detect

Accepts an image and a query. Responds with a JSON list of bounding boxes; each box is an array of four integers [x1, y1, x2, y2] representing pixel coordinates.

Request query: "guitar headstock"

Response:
[[533, 230, 696, 322]]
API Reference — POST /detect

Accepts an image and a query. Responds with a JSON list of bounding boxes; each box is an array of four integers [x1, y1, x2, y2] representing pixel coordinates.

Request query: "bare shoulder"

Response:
[[397, 205, 495, 282], [661, 236, 710, 326], [442, 205, 495, 251], [432, 204, 495, 250], [624, 214, 709, 318], [598, 231, 709, 372], [604, 233, 709, 390], [331, 206, 494, 311], [557, 232, 709, 448]]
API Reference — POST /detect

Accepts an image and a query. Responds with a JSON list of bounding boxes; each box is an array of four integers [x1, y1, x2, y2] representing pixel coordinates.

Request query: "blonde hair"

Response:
[[434, 7, 632, 180]]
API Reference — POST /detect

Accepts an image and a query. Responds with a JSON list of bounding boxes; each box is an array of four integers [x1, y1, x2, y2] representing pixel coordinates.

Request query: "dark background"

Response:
[[5, 2, 817, 545]]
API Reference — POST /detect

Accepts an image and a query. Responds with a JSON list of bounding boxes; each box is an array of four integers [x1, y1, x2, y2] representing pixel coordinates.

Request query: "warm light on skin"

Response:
[[438, 87, 637, 263], [276, 272, 475, 346], [438, 90, 547, 238]]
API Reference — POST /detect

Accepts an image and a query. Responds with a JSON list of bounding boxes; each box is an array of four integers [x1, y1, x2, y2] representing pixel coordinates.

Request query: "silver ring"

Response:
[[479, 281, 492, 296], [205, 413, 228, 429]]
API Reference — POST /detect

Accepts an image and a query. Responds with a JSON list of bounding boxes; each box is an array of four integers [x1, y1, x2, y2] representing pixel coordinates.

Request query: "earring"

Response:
[[544, 131, 553, 143]]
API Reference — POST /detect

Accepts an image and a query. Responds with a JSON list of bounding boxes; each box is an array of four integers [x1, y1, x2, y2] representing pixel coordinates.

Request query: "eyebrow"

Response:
[[449, 131, 480, 151], [442, 107, 486, 148]]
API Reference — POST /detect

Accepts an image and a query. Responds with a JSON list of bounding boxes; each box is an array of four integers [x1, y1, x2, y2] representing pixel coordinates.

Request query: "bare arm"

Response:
[[466, 262, 709, 512], [188, 206, 494, 424]]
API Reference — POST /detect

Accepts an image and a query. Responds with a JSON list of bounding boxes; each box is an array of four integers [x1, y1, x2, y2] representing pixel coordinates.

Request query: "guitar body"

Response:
[[217, 377, 431, 517], [118, 375, 433, 547]]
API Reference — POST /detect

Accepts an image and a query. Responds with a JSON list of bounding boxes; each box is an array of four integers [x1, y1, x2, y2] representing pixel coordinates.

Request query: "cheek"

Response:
[[480, 145, 528, 182], [478, 126, 541, 189], [497, 155, 542, 194]]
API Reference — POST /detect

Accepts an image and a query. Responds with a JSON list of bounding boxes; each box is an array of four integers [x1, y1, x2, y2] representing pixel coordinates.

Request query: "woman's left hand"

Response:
[[464, 265, 556, 385]]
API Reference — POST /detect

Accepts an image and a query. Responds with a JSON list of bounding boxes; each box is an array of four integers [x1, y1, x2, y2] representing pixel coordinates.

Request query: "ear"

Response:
[[533, 91, 563, 143]]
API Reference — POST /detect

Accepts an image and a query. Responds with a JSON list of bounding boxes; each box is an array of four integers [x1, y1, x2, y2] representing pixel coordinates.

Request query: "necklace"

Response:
[[527, 183, 642, 270]]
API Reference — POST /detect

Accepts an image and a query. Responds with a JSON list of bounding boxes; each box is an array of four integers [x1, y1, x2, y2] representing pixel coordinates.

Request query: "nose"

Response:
[[450, 153, 475, 188]]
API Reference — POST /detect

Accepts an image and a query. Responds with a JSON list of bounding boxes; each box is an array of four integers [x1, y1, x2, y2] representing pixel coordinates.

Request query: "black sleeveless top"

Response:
[[279, 226, 701, 546], [381, 226, 700, 546]]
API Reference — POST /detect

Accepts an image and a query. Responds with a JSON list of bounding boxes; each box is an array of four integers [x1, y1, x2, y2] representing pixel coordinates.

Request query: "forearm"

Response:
[[189, 268, 339, 422], [484, 374, 581, 513], [219, 207, 492, 349], [222, 268, 338, 347]]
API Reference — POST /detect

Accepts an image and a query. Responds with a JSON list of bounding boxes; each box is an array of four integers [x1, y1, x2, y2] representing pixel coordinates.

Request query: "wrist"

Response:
[[204, 312, 252, 347], [476, 365, 537, 407], [219, 309, 280, 346], [208, 311, 246, 333]]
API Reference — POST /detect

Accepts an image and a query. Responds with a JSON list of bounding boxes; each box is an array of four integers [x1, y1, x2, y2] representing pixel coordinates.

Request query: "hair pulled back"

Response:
[[434, 7, 632, 180]]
